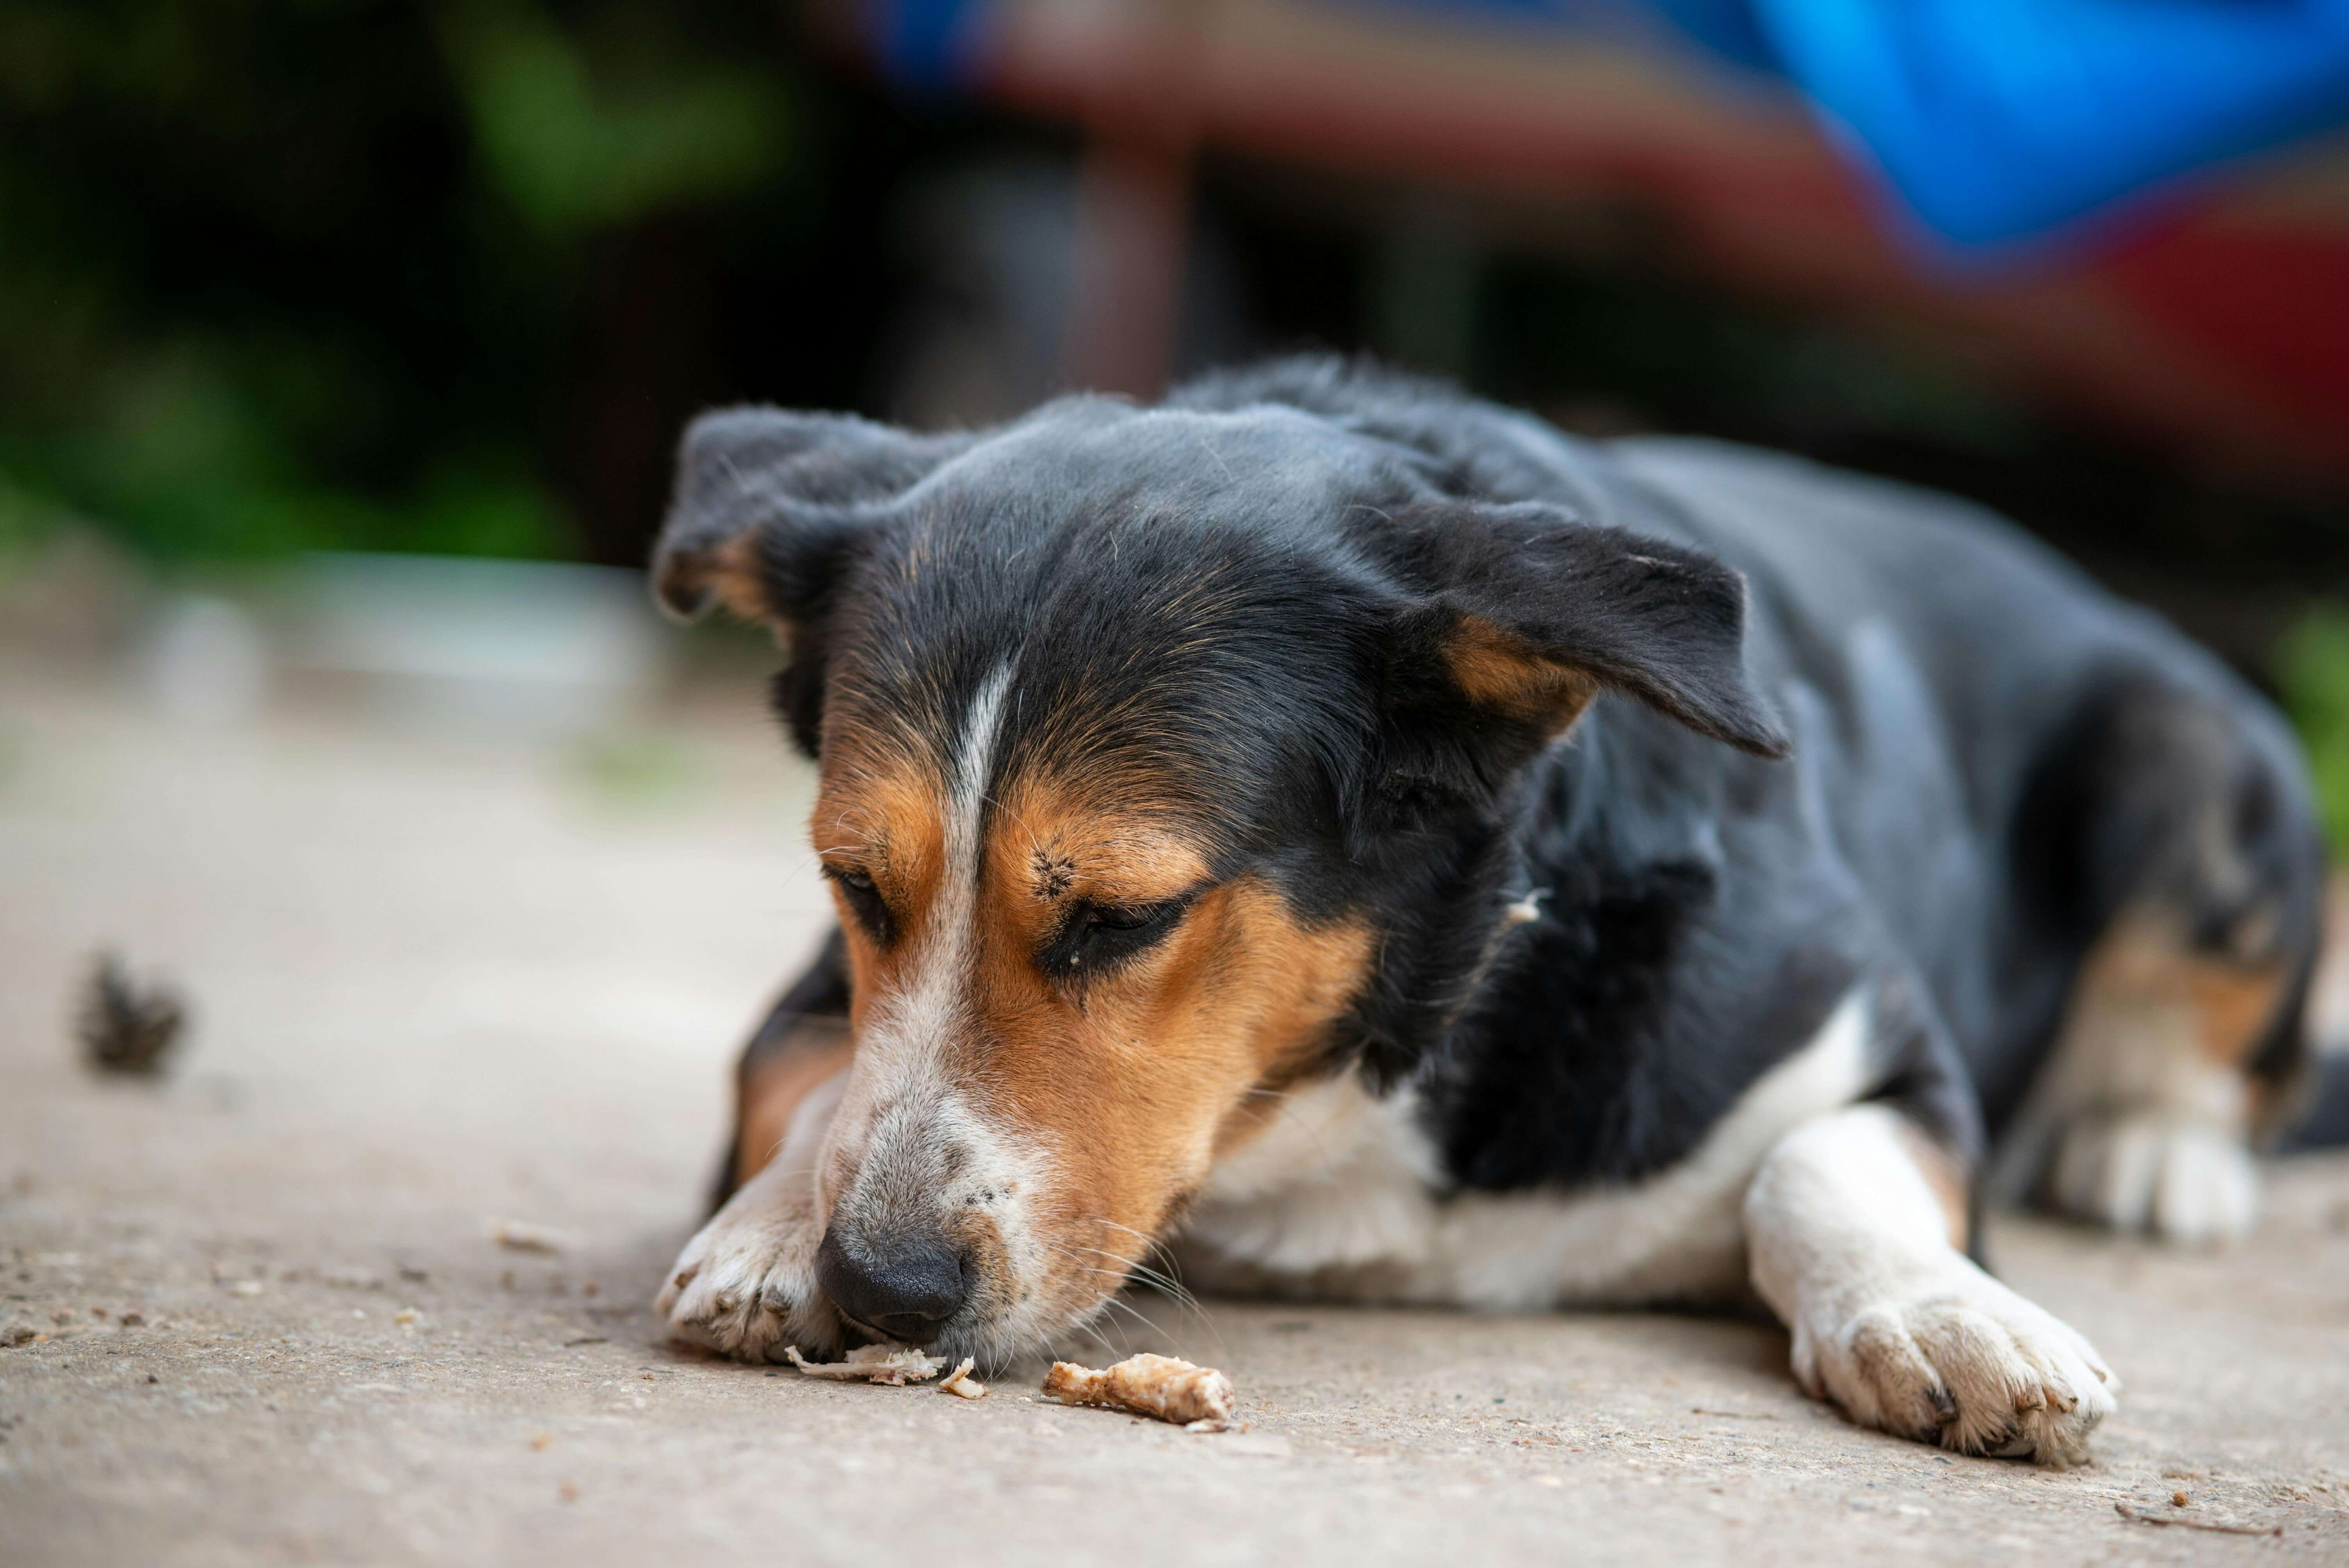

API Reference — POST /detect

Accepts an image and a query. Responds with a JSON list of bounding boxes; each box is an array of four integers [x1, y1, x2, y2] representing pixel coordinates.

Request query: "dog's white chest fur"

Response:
[[1180, 991, 1871, 1308]]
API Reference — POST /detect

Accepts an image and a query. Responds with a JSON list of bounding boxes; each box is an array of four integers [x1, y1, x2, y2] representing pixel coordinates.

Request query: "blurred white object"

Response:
[[140, 593, 271, 727], [291, 553, 668, 740]]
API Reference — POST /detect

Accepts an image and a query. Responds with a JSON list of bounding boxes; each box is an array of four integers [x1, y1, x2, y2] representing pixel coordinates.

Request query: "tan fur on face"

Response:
[[810, 745, 1377, 1338], [811, 745, 946, 1014], [975, 773, 1374, 1265]]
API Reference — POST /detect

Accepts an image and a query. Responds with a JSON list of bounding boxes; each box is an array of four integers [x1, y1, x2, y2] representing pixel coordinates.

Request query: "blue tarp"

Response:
[[873, 0, 2349, 248], [1677, 0, 2349, 246]]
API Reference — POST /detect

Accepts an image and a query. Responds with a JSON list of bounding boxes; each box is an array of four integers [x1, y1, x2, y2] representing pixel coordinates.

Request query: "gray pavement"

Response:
[[5, 658, 2349, 1566]]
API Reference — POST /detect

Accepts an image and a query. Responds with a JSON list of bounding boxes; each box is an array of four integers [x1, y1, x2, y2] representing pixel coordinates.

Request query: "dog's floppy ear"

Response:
[[653, 408, 973, 758], [1371, 500, 1788, 791], [650, 407, 970, 627]]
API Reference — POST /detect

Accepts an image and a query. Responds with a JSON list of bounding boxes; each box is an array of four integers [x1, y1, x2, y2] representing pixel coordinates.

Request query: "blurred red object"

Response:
[[824, 0, 2349, 485]]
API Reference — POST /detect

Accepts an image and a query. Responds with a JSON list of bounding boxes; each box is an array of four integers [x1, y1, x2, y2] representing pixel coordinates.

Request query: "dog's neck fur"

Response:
[[1321, 687, 1615, 1087]]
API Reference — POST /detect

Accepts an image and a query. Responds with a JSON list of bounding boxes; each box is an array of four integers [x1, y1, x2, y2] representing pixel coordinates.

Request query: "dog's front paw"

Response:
[[656, 1187, 838, 1363], [1792, 1264, 2117, 1466]]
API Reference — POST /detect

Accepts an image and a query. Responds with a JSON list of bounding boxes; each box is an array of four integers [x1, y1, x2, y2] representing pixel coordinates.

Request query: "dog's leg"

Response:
[[658, 1060, 850, 1361], [2030, 905, 2299, 1245], [711, 931, 852, 1209], [1746, 1103, 2116, 1465], [2001, 681, 2321, 1245]]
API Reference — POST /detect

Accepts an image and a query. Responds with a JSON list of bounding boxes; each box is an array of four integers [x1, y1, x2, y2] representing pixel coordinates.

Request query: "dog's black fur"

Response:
[[677, 356, 2324, 1219]]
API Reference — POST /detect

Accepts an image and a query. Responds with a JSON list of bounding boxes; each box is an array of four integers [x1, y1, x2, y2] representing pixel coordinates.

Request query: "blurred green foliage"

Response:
[[444, 2, 787, 237], [0, 0, 799, 566], [2278, 603, 2349, 852]]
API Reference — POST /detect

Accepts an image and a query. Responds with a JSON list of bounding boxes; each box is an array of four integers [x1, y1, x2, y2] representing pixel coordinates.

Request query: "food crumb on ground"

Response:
[[485, 1219, 571, 1254], [937, 1358, 987, 1399], [782, 1343, 945, 1386], [1041, 1353, 1236, 1429]]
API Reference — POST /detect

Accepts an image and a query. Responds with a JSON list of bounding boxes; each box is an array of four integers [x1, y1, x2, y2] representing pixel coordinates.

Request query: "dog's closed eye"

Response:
[[1045, 894, 1194, 975], [823, 864, 895, 945]]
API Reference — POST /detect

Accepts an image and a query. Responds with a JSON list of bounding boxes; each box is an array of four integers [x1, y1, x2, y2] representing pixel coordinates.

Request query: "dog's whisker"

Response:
[[1061, 1231, 1204, 1320]]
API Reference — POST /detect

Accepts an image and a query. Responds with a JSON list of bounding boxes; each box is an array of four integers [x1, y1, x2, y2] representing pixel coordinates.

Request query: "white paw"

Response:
[[1792, 1262, 2117, 1466], [2050, 1112, 2258, 1245], [655, 1184, 838, 1363]]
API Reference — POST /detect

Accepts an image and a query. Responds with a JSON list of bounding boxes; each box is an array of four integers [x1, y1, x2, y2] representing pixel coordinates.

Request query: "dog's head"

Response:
[[655, 388, 1786, 1359]]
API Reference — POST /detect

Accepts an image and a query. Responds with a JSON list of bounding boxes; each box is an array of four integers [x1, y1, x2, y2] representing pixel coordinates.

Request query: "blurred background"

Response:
[[1, 0, 2347, 809]]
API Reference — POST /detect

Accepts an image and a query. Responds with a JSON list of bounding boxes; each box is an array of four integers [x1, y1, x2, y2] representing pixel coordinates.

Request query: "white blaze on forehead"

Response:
[[930, 659, 1015, 1000], [823, 662, 1017, 1199], [870, 659, 1014, 1060]]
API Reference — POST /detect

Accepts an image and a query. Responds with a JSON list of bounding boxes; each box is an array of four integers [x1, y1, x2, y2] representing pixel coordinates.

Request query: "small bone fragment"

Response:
[[487, 1218, 572, 1254], [937, 1358, 987, 1399], [1041, 1353, 1235, 1427], [782, 1343, 945, 1385]]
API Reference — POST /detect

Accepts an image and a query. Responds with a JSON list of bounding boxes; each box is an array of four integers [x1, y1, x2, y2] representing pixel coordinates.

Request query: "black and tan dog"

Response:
[[650, 358, 2323, 1464]]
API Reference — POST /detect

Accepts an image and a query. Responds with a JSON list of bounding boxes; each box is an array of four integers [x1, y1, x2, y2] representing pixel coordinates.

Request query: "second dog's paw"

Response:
[[1793, 1264, 2117, 1466], [2049, 1112, 2258, 1246], [655, 1196, 837, 1363]]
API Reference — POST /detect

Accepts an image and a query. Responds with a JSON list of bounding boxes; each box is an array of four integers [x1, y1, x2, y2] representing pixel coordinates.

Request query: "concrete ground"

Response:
[[7, 652, 2349, 1566]]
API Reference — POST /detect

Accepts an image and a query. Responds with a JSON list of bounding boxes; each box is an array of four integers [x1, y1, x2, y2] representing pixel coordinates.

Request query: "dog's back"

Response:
[[1171, 360, 2322, 1243]]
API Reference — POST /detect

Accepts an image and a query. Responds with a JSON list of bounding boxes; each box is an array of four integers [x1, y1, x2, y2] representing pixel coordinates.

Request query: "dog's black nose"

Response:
[[814, 1226, 970, 1343]]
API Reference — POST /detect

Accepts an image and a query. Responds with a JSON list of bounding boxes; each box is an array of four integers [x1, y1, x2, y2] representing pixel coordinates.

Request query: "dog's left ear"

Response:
[[1370, 500, 1789, 786], [650, 407, 971, 628]]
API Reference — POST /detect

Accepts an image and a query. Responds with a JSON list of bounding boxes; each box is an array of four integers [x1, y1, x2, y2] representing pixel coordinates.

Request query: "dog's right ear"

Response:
[[650, 408, 970, 628], [653, 408, 972, 758]]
